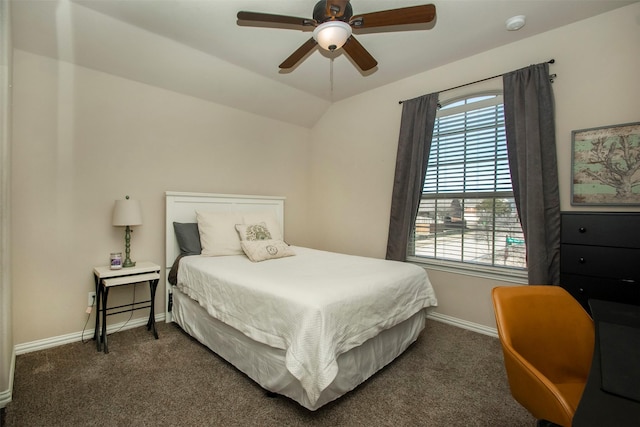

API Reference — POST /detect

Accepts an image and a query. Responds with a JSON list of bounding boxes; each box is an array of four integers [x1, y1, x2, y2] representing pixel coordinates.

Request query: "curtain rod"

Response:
[[398, 59, 556, 104]]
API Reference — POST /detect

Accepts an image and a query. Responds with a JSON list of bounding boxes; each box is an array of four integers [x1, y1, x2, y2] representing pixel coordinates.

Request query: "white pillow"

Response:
[[241, 240, 295, 262], [235, 222, 272, 241], [243, 211, 283, 241], [196, 211, 244, 256]]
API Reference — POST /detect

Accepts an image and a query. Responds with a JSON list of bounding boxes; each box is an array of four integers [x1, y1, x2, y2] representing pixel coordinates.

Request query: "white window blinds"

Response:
[[409, 94, 526, 271]]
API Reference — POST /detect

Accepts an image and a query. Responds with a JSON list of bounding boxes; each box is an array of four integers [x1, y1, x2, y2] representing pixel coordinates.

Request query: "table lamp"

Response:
[[112, 195, 142, 268]]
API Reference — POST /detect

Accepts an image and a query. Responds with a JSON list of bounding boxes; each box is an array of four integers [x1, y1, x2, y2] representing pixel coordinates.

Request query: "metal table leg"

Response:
[[94, 275, 101, 352], [147, 278, 159, 339], [101, 285, 109, 354]]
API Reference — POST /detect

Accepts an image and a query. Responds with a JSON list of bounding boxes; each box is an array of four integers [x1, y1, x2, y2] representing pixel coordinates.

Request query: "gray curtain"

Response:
[[386, 93, 439, 261], [503, 63, 561, 284]]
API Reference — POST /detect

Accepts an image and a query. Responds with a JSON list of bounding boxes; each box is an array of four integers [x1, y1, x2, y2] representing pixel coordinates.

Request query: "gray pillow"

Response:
[[173, 222, 201, 256]]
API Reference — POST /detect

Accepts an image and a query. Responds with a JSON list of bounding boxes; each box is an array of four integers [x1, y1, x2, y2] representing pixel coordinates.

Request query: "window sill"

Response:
[[406, 256, 528, 284]]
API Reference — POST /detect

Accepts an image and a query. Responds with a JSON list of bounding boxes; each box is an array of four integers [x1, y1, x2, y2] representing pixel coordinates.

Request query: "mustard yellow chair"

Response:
[[491, 285, 595, 427]]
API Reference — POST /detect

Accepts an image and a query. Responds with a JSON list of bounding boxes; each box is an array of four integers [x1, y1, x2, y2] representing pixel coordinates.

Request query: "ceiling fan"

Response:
[[237, 1, 436, 72]]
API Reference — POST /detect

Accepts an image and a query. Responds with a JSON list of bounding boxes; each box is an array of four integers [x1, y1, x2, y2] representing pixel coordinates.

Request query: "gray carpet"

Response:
[[4, 319, 535, 426]]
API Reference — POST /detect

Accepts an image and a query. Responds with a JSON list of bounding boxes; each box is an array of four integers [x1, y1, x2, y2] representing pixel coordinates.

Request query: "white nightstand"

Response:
[[93, 261, 161, 354]]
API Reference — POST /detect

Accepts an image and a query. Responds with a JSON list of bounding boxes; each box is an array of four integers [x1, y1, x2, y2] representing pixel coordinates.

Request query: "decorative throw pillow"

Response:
[[242, 211, 283, 241], [235, 222, 272, 241], [196, 211, 244, 256], [173, 222, 201, 256], [240, 239, 295, 262]]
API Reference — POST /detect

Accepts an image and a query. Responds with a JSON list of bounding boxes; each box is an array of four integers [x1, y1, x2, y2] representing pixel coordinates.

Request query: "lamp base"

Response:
[[122, 225, 136, 268]]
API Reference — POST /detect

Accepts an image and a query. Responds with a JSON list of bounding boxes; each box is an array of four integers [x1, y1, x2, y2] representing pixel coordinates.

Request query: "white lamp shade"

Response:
[[313, 21, 352, 51], [112, 198, 143, 226]]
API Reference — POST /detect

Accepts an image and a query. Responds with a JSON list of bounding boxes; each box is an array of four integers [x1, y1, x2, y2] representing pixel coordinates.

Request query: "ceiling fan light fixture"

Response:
[[313, 21, 352, 51]]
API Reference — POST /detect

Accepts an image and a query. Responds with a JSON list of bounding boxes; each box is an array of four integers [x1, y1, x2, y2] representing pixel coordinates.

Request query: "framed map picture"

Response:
[[571, 122, 640, 205]]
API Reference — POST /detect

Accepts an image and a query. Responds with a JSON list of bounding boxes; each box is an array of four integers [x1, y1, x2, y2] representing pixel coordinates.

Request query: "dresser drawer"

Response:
[[561, 274, 640, 311], [560, 244, 640, 280], [561, 213, 640, 248]]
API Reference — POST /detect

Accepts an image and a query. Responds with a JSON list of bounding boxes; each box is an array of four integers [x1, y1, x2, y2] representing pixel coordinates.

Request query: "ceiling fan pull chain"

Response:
[[330, 57, 334, 101]]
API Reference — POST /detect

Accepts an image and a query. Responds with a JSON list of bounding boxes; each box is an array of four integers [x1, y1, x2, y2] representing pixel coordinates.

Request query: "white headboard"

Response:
[[164, 191, 285, 322]]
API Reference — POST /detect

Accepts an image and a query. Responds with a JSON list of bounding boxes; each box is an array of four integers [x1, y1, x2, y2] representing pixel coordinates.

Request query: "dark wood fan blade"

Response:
[[325, 0, 350, 18], [237, 11, 315, 28], [350, 4, 436, 29], [342, 35, 377, 71], [279, 38, 318, 69]]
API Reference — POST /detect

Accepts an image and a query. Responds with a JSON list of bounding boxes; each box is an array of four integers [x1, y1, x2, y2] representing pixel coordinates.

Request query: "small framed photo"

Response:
[[571, 122, 640, 206]]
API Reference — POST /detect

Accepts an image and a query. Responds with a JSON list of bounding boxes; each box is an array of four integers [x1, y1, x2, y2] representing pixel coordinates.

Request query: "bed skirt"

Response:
[[171, 287, 427, 410]]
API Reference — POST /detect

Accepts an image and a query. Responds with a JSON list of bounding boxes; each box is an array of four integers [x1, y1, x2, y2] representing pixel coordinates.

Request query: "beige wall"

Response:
[[11, 50, 312, 344], [309, 3, 640, 328]]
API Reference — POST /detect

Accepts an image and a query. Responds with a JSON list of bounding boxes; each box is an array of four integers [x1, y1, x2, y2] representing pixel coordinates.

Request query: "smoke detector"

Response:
[[505, 15, 526, 31]]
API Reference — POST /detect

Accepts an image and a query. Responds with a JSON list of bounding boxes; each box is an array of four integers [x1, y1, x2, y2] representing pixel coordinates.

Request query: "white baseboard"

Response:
[[14, 312, 166, 356], [14, 311, 494, 356], [0, 347, 15, 408], [427, 311, 498, 338]]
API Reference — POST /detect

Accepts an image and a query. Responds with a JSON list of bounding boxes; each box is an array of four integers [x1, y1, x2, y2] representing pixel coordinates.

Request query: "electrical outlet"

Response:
[[88, 291, 96, 307]]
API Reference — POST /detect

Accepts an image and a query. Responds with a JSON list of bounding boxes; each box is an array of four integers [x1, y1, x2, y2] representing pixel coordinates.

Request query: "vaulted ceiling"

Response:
[[11, 0, 636, 127]]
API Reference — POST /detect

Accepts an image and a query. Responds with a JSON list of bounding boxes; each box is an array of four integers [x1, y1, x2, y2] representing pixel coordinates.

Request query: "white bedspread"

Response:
[[176, 246, 437, 405]]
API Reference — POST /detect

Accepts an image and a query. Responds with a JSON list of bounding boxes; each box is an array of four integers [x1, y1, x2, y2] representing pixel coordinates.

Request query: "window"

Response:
[[407, 93, 527, 274]]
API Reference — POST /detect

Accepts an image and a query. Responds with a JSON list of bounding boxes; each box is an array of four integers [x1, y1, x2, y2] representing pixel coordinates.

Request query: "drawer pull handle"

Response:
[[579, 257, 585, 264], [578, 227, 586, 233]]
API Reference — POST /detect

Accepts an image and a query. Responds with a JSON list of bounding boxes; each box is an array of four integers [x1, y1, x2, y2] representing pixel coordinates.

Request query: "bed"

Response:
[[165, 191, 437, 410]]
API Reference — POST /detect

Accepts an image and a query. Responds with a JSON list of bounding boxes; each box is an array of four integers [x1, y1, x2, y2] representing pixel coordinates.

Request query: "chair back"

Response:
[[492, 285, 594, 426]]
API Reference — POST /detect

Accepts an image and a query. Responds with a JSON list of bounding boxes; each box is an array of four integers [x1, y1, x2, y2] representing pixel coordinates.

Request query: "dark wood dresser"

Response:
[[560, 212, 640, 312]]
